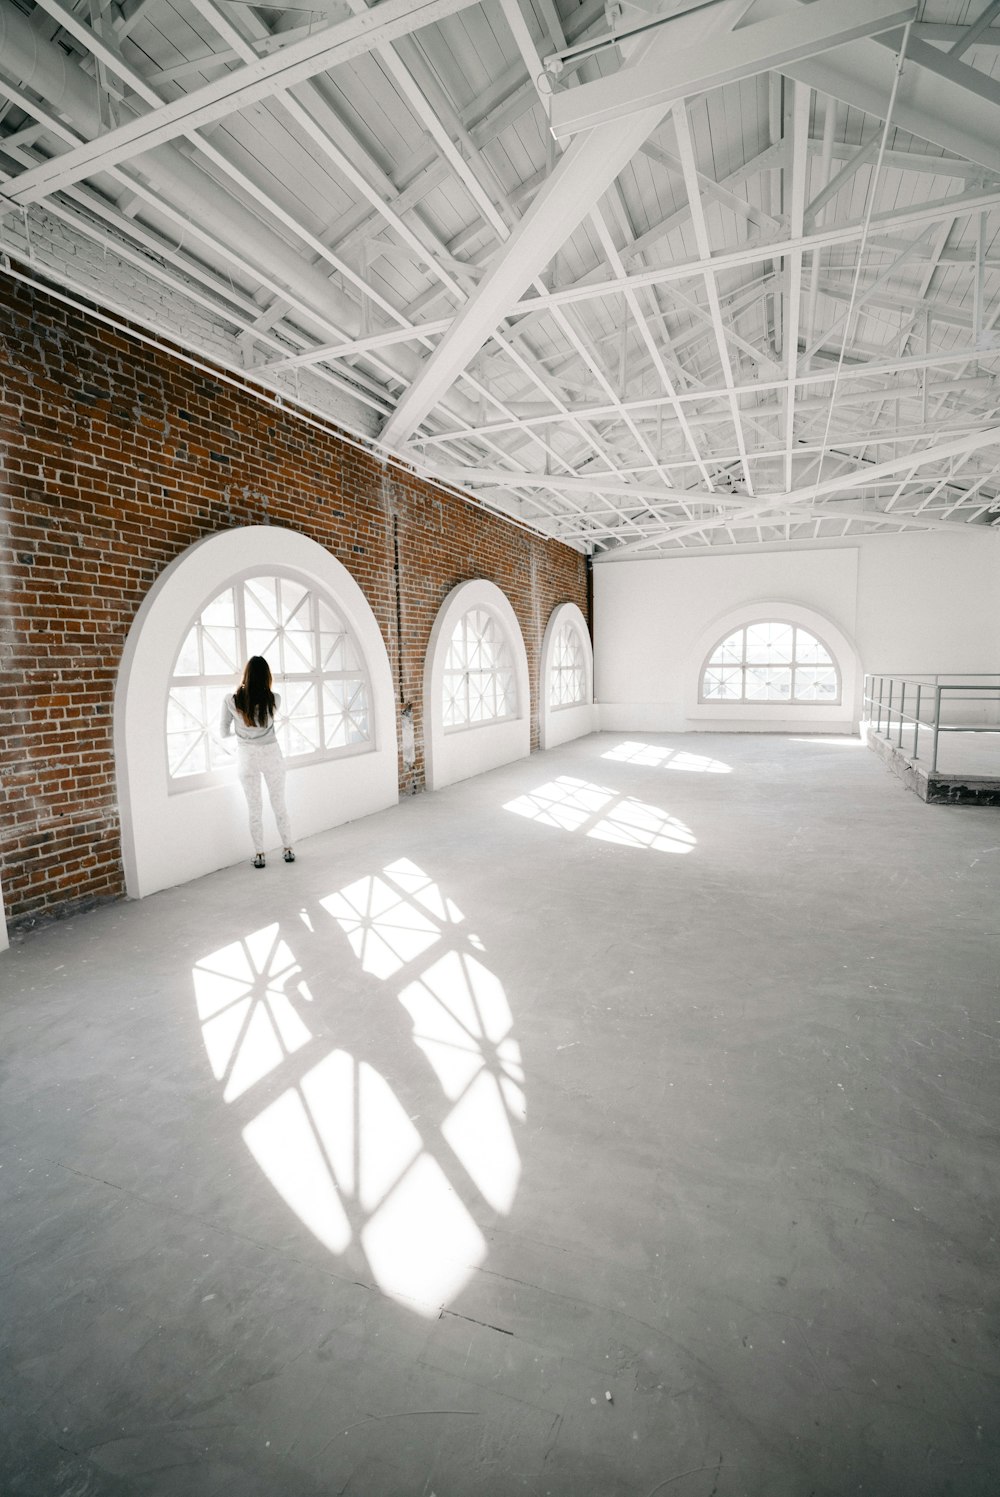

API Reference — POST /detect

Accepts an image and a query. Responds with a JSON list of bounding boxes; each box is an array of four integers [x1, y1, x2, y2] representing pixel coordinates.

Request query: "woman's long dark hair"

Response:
[[234, 656, 276, 727]]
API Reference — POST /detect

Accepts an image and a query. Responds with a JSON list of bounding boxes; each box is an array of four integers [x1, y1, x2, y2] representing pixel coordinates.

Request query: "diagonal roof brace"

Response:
[[548, 0, 914, 139], [380, 0, 761, 451], [380, 0, 913, 452], [1, 0, 485, 207]]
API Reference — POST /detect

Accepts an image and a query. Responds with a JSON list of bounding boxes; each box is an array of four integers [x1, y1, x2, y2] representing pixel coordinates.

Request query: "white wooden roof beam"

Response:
[[598, 425, 1000, 553], [493, 0, 686, 498], [913, 21, 1000, 48], [781, 25, 1000, 175], [2, 0, 486, 206], [380, 1, 756, 450], [548, 0, 914, 138], [588, 207, 714, 490], [802, 227, 939, 360], [783, 82, 811, 491], [505, 186, 1000, 317], [410, 355, 1000, 448], [182, 0, 471, 313], [671, 99, 754, 490]]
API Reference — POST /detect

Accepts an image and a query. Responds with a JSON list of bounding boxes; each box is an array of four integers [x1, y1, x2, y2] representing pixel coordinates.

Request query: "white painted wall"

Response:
[[423, 580, 531, 791], [593, 530, 1000, 734], [854, 530, 1000, 673], [115, 527, 398, 898], [539, 602, 598, 750]]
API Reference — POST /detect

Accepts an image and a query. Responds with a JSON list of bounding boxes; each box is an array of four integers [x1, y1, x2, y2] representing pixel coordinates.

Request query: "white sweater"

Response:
[[220, 692, 281, 747]]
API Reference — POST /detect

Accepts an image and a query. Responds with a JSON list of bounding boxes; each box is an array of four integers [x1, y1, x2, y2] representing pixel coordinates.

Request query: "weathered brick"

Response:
[[1, 276, 589, 928]]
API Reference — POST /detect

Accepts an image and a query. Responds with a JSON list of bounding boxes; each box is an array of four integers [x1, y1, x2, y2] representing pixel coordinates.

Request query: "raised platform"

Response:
[[866, 725, 1000, 804]]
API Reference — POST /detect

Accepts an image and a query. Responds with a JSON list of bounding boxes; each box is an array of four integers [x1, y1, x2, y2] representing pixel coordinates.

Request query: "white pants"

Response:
[[237, 740, 291, 851]]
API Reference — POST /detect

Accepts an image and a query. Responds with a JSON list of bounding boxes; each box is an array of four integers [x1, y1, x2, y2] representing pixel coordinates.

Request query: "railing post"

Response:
[[913, 683, 921, 760], [932, 685, 942, 774], [877, 674, 884, 734], [886, 679, 893, 739], [898, 680, 906, 747]]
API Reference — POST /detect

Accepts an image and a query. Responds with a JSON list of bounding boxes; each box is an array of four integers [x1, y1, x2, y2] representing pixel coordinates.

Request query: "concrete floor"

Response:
[[2, 732, 998, 1497]]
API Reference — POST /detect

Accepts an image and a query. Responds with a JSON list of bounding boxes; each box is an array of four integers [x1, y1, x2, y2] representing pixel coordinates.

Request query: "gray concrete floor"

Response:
[[2, 732, 999, 1497]]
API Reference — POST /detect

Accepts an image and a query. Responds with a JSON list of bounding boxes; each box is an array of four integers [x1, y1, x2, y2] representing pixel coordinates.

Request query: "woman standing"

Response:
[[220, 655, 295, 869]]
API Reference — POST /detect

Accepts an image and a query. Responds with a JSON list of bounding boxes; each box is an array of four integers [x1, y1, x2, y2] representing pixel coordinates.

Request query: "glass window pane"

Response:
[[703, 667, 741, 700], [794, 629, 833, 665], [246, 628, 279, 662], [168, 573, 371, 785], [167, 730, 208, 777], [794, 667, 838, 700], [443, 610, 513, 729], [167, 686, 202, 732], [245, 577, 278, 624], [550, 624, 585, 707], [710, 630, 743, 665], [746, 623, 792, 663], [745, 666, 791, 700], [174, 626, 201, 676], [321, 631, 359, 671], [202, 625, 238, 675], [202, 590, 235, 628]]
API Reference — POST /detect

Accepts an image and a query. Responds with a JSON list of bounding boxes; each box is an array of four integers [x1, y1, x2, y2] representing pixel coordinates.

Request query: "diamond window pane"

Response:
[[167, 729, 208, 777], [202, 590, 235, 628], [703, 622, 839, 704], [703, 667, 742, 700], [245, 576, 279, 622], [167, 686, 204, 733], [246, 628, 279, 662], [443, 609, 514, 730], [550, 624, 586, 707], [174, 626, 201, 676], [746, 623, 793, 663], [281, 716, 320, 757], [321, 679, 370, 749], [745, 667, 792, 700], [710, 631, 743, 665], [321, 631, 359, 672], [794, 630, 833, 665], [794, 667, 838, 700], [168, 574, 371, 786], [202, 625, 238, 675]]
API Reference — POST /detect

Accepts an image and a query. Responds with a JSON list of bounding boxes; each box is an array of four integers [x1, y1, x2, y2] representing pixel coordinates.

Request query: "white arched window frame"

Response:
[[539, 602, 596, 751], [167, 568, 372, 791], [115, 527, 397, 899], [424, 580, 530, 792], [442, 607, 516, 730], [686, 601, 859, 731], [700, 620, 842, 705]]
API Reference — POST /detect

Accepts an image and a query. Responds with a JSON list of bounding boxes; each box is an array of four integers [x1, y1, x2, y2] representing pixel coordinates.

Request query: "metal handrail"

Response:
[[863, 673, 1000, 775]]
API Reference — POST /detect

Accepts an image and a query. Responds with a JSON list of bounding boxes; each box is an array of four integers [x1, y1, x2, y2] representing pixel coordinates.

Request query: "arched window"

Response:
[[442, 608, 515, 728], [167, 571, 371, 786], [701, 621, 840, 704], [549, 621, 586, 708]]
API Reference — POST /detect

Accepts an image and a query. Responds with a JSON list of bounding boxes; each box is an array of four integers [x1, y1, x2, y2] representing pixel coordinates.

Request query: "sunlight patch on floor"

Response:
[[602, 740, 732, 773], [192, 863, 523, 1316], [504, 776, 696, 854]]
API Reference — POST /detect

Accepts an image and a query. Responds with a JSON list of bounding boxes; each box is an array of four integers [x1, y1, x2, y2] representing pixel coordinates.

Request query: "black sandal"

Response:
[[283, 848, 295, 863], [253, 853, 266, 870]]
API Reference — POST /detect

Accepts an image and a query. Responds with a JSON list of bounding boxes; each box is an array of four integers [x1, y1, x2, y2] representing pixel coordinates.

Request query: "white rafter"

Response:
[[2, 0, 1000, 552]]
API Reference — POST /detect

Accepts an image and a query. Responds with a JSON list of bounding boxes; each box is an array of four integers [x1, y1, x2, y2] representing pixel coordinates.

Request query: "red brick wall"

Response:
[[1, 277, 589, 930]]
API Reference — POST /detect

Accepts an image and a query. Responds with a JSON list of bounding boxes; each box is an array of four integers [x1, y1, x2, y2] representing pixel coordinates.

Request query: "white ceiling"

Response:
[[3, 0, 1000, 555]]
